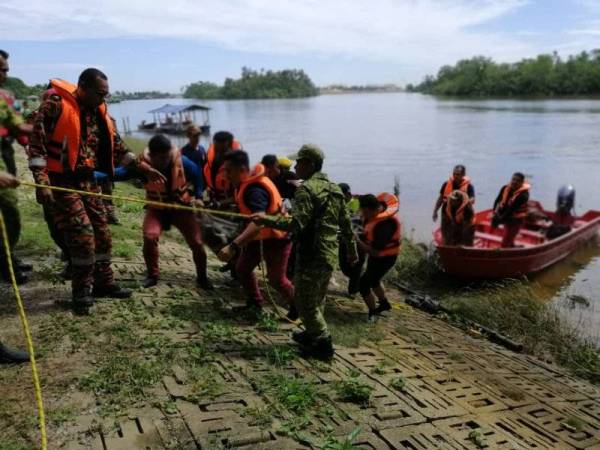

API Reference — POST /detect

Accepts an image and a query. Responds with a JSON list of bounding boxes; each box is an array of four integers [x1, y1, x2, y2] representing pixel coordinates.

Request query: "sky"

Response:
[[2, 0, 600, 92]]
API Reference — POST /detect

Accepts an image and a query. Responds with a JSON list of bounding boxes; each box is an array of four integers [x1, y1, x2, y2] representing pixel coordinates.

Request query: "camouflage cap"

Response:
[[290, 144, 324, 166]]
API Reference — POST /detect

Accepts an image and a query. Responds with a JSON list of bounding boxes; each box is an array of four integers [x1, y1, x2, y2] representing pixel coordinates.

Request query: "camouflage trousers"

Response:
[[98, 180, 117, 222], [0, 187, 20, 263], [51, 177, 113, 295], [294, 264, 333, 340]]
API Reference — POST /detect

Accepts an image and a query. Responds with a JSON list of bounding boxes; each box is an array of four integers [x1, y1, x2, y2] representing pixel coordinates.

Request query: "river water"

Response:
[[110, 94, 600, 338]]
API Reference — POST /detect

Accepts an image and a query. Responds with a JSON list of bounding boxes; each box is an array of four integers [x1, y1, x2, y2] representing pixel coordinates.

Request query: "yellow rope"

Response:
[[20, 181, 253, 220], [0, 214, 47, 450]]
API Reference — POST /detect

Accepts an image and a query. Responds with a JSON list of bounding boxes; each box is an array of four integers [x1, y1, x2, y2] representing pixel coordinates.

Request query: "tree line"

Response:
[[408, 50, 600, 97], [183, 67, 319, 99], [3, 77, 45, 99]]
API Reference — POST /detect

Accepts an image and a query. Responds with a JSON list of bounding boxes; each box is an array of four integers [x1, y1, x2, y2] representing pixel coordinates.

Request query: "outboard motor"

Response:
[[548, 185, 576, 239], [557, 185, 575, 214]]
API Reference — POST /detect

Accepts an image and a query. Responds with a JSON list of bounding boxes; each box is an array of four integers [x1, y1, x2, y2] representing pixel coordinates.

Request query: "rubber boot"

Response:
[[143, 276, 158, 288], [286, 305, 299, 322], [60, 262, 73, 280], [0, 263, 28, 285], [72, 288, 94, 315], [196, 275, 214, 291], [0, 342, 29, 364], [302, 336, 334, 362], [292, 329, 311, 347], [13, 257, 33, 272], [376, 298, 392, 314]]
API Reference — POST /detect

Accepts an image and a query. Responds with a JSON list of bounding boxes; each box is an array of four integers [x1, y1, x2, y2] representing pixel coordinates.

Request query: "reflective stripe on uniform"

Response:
[[71, 255, 95, 266], [28, 157, 47, 168]]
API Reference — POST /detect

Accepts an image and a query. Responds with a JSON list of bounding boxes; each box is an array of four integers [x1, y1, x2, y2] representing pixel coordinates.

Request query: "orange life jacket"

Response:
[[444, 190, 472, 224], [499, 182, 531, 220], [363, 192, 402, 257], [442, 175, 471, 200], [203, 139, 242, 193], [45, 79, 115, 174], [236, 164, 287, 241], [141, 147, 192, 207]]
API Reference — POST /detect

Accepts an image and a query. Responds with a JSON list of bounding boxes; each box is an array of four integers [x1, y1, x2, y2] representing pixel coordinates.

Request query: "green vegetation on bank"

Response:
[[111, 90, 178, 101], [393, 240, 600, 384], [3, 77, 44, 99], [183, 67, 319, 99], [409, 50, 600, 97]]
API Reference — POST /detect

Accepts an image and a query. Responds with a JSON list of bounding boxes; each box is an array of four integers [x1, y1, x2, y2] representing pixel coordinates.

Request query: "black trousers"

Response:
[[359, 255, 397, 297]]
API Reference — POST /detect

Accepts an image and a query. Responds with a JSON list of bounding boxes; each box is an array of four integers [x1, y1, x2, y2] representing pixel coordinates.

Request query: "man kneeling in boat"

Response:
[[138, 134, 212, 290], [492, 172, 531, 248], [442, 190, 475, 246], [357, 193, 401, 322]]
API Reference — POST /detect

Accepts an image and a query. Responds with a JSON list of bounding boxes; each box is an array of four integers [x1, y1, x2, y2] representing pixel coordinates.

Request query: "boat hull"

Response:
[[434, 207, 600, 279]]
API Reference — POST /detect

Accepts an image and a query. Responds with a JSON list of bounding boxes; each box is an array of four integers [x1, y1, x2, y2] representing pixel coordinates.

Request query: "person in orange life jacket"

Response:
[[217, 150, 297, 319], [357, 193, 401, 322], [432, 164, 475, 222], [442, 190, 475, 246], [204, 131, 241, 205], [261, 154, 300, 201], [138, 135, 212, 290], [492, 172, 531, 248], [27, 68, 147, 312], [338, 183, 366, 295]]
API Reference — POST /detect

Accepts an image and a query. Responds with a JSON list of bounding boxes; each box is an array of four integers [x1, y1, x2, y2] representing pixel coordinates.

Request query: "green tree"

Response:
[[413, 50, 600, 97], [183, 68, 319, 100]]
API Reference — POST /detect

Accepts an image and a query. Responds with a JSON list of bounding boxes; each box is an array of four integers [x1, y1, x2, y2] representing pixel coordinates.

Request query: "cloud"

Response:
[[1, 0, 532, 74]]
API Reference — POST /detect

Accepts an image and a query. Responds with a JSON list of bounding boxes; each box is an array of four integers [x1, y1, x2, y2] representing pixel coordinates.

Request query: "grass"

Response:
[[393, 238, 600, 385], [80, 353, 171, 415], [442, 280, 600, 384], [321, 427, 362, 450], [390, 376, 407, 392], [333, 371, 373, 406]]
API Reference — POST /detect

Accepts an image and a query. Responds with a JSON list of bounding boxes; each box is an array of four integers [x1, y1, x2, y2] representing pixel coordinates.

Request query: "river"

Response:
[[110, 93, 600, 339]]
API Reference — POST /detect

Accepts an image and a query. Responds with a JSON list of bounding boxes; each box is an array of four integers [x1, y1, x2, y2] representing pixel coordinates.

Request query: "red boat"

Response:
[[433, 201, 600, 279]]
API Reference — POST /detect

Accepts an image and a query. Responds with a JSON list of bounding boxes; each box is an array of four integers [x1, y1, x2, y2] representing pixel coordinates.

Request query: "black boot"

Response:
[[92, 284, 132, 299], [0, 264, 28, 285], [196, 276, 214, 291], [143, 276, 158, 288], [72, 288, 94, 315], [302, 336, 334, 362], [286, 305, 299, 322], [0, 342, 29, 364], [292, 329, 311, 346], [13, 258, 33, 272], [348, 276, 360, 296], [368, 309, 380, 323], [60, 262, 73, 280], [376, 298, 392, 314]]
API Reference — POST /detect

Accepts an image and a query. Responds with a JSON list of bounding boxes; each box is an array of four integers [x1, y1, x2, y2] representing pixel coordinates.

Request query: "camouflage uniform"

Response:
[[269, 156, 356, 340], [0, 95, 22, 259], [27, 92, 134, 297]]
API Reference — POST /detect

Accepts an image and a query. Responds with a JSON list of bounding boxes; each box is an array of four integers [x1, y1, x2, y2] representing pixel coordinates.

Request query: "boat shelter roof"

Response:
[[148, 104, 211, 114]]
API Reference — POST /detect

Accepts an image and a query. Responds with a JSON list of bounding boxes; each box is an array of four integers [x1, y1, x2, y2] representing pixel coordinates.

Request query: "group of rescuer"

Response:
[[0, 56, 546, 364]]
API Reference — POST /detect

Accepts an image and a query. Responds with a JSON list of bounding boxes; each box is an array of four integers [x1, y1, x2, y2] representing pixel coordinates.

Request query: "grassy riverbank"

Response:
[[392, 240, 600, 384]]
